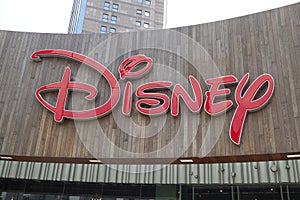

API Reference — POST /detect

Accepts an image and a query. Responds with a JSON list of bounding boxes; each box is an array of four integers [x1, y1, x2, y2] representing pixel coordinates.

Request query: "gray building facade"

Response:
[[68, 0, 165, 34]]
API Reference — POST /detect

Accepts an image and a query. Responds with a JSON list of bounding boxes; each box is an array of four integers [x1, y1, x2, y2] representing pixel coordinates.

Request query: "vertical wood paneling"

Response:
[[0, 3, 299, 162]]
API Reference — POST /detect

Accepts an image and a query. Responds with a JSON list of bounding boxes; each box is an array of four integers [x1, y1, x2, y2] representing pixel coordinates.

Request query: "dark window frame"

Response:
[[109, 27, 116, 33], [111, 15, 117, 24], [137, 9, 142, 15], [112, 3, 119, 12], [135, 21, 141, 27], [104, 1, 110, 10], [100, 26, 107, 33], [102, 13, 109, 22]]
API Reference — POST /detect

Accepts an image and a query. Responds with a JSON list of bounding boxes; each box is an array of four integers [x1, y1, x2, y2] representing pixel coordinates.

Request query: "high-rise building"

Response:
[[68, 0, 165, 34]]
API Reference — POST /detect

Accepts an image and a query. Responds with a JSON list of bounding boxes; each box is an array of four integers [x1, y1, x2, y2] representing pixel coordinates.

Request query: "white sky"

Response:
[[166, 0, 299, 28], [0, 0, 299, 33]]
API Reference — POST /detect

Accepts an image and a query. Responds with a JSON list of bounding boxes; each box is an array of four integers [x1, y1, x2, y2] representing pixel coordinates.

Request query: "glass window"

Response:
[[110, 28, 116, 33], [137, 9, 142, 15], [104, 1, 110, 10], [111, 15, 117, 24], [135, 21, 141, 27], [239, 185, 281, 199], [100, 26, 107, 34], [144, 23, 150, 28], [145, 11, 150, 16], [290, 185, 300, 199], [102, 13, 108, 22], [112, 4, 119, 12], [145, 0, 151, 5], [137, 0, 143, 3]]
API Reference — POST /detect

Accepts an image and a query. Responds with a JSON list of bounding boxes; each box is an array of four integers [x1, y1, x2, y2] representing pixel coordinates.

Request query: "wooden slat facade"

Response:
[[0, 3, 299, 163]]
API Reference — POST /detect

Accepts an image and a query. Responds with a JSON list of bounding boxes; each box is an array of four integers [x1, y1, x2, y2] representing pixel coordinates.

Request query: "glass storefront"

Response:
[[0, 179, 300, 200], [0, 179, 159, 200], [181, 185, 300, 199]]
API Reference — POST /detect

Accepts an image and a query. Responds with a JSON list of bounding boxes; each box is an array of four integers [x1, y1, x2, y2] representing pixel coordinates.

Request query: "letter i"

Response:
[[122, 81, 133, 116], [54, 67, 71, 122]]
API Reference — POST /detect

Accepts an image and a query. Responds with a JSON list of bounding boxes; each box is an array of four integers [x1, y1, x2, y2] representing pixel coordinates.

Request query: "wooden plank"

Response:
[[0, 4, 299, 163]]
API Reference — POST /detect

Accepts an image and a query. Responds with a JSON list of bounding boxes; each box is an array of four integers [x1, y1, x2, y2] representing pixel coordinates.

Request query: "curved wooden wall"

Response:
[[0, 3, 299, 163]]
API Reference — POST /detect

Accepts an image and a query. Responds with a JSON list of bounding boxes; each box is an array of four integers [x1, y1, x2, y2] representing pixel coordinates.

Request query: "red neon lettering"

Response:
[[136, 81, 172, 115], [204, 75, 238, 115], [32, 49, 120, 121], [171, 75, 203, 116], [35, 67, 98, 122], [230, 73, 275, 145], [119, 55, 152, 79], [33, 49, 275, 146], [122, 81, 133, 116]]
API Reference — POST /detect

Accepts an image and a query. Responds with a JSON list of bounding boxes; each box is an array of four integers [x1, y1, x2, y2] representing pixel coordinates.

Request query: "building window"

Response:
[[102, 13, 109, 22], [145, 0, 151, 5], [104, 2, 110, 10], [135, 21, 141, 27], [137, 9, 142, 15], [111, 15, 117, 24], [112, 4, 119, 12], [144, 23, 150, 28], [110, 28, 116, 33], [100, 26, 107, 34], [145, 11, 150, 17], [137, 0, 142, 3]]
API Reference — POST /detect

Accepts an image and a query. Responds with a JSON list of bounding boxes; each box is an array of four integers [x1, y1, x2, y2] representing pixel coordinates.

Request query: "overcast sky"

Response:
[[0, 0, 298, 33]]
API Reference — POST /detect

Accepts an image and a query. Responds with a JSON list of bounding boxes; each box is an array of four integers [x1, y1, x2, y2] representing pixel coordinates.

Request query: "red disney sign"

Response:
[[32, 49, 275, 145]]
